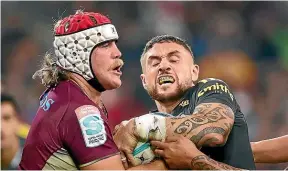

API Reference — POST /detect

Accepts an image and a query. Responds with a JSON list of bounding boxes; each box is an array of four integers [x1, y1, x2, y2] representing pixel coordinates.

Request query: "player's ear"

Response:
[[191, 64, 199, 82], [140, 74, 148, 90]]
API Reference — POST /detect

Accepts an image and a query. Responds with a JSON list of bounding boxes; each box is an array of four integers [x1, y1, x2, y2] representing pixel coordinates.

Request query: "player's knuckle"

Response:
[[166, 160, 170, 164], [118, 144, 126, 151], [162, 151, 167, 158], [122, 147, 130, 153], [121, 145, 129, 150]]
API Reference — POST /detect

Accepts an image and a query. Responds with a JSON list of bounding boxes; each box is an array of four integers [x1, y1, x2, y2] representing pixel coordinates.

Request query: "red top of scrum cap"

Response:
[[54, 11, 112, 36]]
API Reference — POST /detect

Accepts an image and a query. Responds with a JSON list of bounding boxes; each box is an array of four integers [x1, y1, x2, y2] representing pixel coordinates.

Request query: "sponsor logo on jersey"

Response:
[[197, 82, 234, 101], [40, 95, 54, 111], [75, 105, 106, 147], [179, 100, 189, 107]]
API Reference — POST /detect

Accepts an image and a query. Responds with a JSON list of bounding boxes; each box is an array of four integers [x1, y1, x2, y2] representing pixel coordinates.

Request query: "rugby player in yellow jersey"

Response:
[[114, 35, 255, 170]]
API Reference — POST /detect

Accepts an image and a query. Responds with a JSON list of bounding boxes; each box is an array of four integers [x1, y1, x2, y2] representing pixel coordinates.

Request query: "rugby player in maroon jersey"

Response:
[[19, 10, 166, 170]]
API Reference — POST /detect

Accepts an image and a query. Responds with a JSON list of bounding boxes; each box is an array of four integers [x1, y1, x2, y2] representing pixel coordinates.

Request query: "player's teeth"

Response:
[[159, 76, 174, 84]]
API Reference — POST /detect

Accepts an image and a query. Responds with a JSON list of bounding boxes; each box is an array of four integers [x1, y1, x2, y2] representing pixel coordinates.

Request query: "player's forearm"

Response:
[[165, 103, 234, 148], [134, 103, 234, 148], [128, 160, 167, 170], [190, 154, 245, 170], [252, 135, 288, 163]]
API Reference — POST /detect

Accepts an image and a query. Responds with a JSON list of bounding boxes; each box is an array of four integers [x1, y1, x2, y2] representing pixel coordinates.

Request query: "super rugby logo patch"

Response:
[[75, 105, 106, 147]]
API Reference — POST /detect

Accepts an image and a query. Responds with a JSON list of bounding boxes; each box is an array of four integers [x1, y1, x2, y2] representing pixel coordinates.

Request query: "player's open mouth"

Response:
[[158, 76, 175, 85], [112, 65, 122, 75]]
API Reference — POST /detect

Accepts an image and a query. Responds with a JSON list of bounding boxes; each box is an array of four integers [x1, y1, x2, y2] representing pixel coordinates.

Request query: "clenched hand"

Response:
[[113, 119, 139, 167], [151, 135, 202, 169]]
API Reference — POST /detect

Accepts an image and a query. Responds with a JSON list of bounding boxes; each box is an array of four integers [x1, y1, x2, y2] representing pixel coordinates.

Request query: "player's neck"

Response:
[[70, 74, 101, 104], [155, 98, 182, 114], [1, 137, 19, 169]]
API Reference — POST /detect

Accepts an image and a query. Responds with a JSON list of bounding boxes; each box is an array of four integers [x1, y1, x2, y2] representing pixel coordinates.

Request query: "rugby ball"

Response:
[[132, 141, 156, 165], [132, 112, 172, 165]]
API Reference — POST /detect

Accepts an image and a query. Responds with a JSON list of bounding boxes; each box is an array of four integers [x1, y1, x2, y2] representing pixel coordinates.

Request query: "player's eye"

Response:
[[99, 42, 110, 48], [152, 61, 160, 67], [170, 57, 179, 63], [2, 115, 11, 121]]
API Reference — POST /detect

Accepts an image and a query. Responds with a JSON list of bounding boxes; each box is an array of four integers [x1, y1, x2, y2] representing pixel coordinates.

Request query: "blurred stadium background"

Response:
[[1, 1, 287, 169]]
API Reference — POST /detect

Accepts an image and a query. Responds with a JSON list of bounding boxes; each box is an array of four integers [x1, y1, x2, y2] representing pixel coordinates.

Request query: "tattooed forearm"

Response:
[[191, 155, 244, 170], [166, 103, 234, 147]]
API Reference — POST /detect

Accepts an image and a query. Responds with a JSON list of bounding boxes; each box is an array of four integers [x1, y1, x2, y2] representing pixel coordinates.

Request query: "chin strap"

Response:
[[87, 77, 106, 92]]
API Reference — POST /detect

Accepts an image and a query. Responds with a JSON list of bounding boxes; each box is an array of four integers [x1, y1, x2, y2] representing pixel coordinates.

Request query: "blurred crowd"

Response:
[[1, 1, 287, 169]]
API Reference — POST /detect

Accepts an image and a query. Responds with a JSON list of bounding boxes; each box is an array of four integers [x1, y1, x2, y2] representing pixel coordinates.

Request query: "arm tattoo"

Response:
[[224, 123, 233, 131], [221, 105, 234, 119], [171, 103, 234, 147], [190, 127, 226, 146], [174, 107, 226, 134], [204, 137, 224, 147], [191, 155, 244, 170]]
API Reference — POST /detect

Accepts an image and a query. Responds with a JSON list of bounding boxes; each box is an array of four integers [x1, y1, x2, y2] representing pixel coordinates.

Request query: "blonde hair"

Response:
[[32, 53, 69, 88]]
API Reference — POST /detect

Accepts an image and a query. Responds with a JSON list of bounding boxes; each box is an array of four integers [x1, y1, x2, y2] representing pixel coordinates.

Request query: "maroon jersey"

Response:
[[19, 80, 119, 170]]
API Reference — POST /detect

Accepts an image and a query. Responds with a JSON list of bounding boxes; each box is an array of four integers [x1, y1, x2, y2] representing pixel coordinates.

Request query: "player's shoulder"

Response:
[[194, 78, 234, 100], [40, 80, 106, 121], [178, 79, 223, 104], [37, 80, 92, 120], [197, 78, 228, 85], [74, 105, 104, 121], [64, 99, 107, 124], [66, 92, 107, 124], [44, 80, 91, 110], [195, 78, 230, 92], [187, 78, 229, 94], [38, 81, 71, 113]]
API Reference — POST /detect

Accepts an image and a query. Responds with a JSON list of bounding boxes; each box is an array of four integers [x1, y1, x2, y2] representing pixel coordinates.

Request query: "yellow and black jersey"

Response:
[[155, 78, 255, 169]]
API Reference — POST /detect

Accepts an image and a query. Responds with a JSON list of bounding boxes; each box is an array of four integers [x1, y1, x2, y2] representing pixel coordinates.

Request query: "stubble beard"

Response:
[[146, 78, 191, 103]]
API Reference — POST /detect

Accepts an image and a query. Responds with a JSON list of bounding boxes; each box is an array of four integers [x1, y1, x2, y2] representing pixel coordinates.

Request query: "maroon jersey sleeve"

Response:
[[61, 105, 119, 167]]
